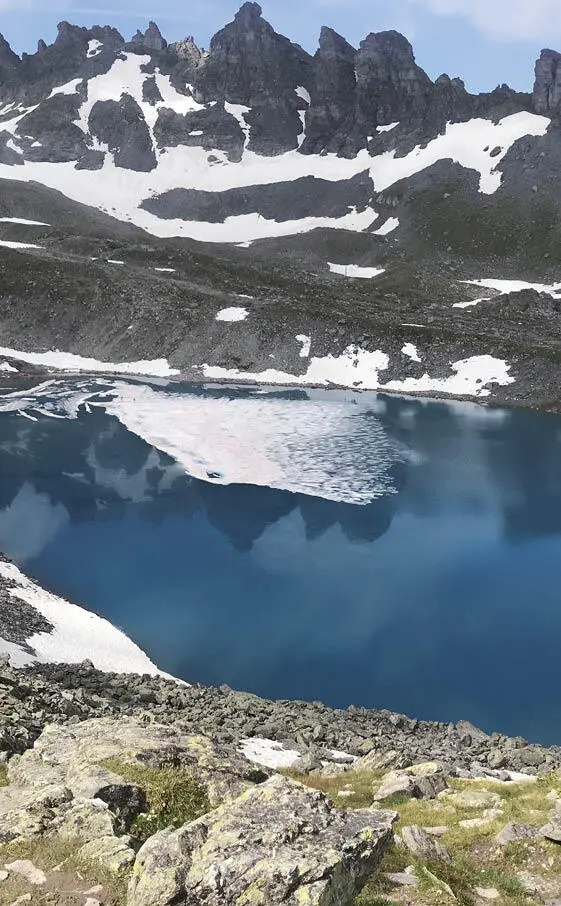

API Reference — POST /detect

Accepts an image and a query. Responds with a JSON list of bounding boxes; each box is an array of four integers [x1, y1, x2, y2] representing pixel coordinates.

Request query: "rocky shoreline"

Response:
[[1, 660, 559, 779]]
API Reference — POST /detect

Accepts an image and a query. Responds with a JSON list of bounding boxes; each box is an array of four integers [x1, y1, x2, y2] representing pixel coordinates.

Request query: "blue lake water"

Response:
[[1, 376, 561, 744]]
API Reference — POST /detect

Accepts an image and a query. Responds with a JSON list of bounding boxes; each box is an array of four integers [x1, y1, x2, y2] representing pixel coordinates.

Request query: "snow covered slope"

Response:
[[0, 556, 170, 676]]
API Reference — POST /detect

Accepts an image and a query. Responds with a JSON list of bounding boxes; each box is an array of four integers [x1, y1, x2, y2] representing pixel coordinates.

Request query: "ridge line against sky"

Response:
[[0, 0, 559, 94]]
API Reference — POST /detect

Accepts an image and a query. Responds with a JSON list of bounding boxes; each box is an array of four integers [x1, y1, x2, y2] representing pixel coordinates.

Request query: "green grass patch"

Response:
[[101, 758, 211, 842], [0, 765, 7, 787]]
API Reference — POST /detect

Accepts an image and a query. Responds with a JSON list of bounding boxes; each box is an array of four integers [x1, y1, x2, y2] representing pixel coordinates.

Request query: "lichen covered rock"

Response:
[[128, 774, 396, 906]]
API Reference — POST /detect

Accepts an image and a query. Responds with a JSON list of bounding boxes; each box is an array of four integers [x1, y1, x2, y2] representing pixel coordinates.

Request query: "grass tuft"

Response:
[[101, 758, 211, 842]]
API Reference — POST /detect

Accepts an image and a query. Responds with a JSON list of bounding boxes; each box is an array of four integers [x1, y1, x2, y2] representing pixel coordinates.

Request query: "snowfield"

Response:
[[0, 559, 171, 676]]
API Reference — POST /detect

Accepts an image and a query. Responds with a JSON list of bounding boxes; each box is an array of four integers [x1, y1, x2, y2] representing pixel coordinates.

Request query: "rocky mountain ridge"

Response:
[[0, 3, 555, 164]]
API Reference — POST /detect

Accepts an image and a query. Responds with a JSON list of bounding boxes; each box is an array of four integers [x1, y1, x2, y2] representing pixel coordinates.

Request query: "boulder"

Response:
[[54, 798, 117, 842], [5, 861, 46, 885], [374, 765, 448, 801], [496, 822, 542, 845], [541, 803, 561, 843], [354, 749, 404, 772], [128, 774, 396, 906], [80, 835, 135, 873], [401, 825, 451, 863]]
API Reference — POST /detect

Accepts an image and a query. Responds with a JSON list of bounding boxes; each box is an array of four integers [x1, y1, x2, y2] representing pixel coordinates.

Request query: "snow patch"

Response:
[[377, 122, 399, 133], [295, 86, 311, 105], [296, 335, 311, 358], [224, 102, 251, 149], [49, 78, 82, 99], [0, 240, 42, 250], [201, 347, 514, 398], [463, 278, 561, 298], [329, 262, 385, 279], [402, 343, 421, 362], [239, 738, 301, 769], [0, 559, 169, 676], [0, 362, 17, 372], [87, 39, 103, 58], [0, 217, 49, 226], [154, 267, 176, 273], [215, 306, 249, 322], [374, 217, 399, 236], [453, 297, 491, 309], [0, 346, 179, 377]]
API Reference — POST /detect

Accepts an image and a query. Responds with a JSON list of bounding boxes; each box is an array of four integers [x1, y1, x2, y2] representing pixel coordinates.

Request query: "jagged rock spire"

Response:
[[235, 2, 263, 25], [129, 21, 167, 52], [0, 33, 20, 70], [355, 30, 433, 127], [533, 49, 561, 116]]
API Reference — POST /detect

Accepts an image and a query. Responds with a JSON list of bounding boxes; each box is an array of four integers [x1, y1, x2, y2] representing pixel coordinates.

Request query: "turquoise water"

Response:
[[1, 377, 561, 744]]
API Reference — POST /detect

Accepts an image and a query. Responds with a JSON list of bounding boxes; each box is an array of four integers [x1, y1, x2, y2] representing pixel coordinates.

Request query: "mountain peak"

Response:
[[130, 21, 167, 52], [0, 33, 20, 69], [235, 2, 263, 24]]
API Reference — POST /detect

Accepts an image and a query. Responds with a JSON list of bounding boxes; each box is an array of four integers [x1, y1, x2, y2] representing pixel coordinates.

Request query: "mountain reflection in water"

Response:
[[1, 379, 561, 745]]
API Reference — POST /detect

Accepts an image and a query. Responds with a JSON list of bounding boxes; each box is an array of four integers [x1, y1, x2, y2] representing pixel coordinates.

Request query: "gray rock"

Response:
[[128, 774, 396, 906], [66, 764, 146, 828], [79, 835, 135, 872], [88, 94, 156, 172], [5, 860, 47, 885], [401, 825, 451, 863], [128, 22, 167, 53], [54, 798, 117, 842], [354, 749, 404, 772], [444, 789, 502, 810], [541, 804, 561, 843], [385, 871, 419, 887], [496, 822, 542, 845], [534, 49, 561, 117]]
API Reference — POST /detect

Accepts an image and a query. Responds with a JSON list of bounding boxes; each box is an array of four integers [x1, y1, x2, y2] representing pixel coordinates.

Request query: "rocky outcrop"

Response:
[[0, 34, 20, 72], [196, 2, 313, 155], [0, 716, 270, 847], [18, 94, 89, 163], [154, 105, 246, 161], [355, 31, 433, 132], [142, 171, 374, 222], [128, 21, 167, 54], [128, 774, 396, 906], [89, 94, 156, 171], [301, 27, 357, 156], [540, 801, 561, 842], [533, 49, 561, 117]]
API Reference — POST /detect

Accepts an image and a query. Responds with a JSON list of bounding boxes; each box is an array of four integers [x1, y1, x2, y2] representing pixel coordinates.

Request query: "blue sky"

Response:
[[2, 0, 560, 93]]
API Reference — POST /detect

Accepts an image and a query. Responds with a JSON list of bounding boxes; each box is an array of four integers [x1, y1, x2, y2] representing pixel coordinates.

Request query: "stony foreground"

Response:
[[0, 665, 561, 905], [2, 661, 561, 776]]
